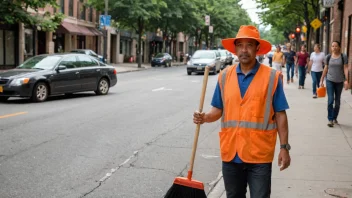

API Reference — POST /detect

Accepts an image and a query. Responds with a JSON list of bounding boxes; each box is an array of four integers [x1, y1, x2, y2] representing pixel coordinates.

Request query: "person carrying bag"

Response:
[[320, 41, 349, 127]]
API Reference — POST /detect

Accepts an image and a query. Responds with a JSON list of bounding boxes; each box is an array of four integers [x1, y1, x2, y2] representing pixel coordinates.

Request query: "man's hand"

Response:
[[278, 149, 291, 171], [193, 111, 206, 124]]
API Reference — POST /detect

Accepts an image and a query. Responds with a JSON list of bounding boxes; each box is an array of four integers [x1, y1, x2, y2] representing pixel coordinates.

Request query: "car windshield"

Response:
[[18, 56, 62, 70], [71, 50, 86, 54], [155, 54, 165, 58], [192, 51, 215, 59], [219, 51, 227, 56]]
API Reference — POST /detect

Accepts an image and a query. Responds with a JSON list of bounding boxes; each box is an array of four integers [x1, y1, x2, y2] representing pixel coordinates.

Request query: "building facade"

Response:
[[0, 1, 189, 69], [319, 0, 352, 90]]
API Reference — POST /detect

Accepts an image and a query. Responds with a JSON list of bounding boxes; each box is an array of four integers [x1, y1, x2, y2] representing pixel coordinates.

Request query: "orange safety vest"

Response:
[[218, 64, 280, 163]]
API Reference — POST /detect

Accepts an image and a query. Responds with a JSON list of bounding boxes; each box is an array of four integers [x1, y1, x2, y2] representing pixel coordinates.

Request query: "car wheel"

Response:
[[187, 71, 192, 75], [95, 78, 110, 95], [31, 82, 49, 102], [151, 64, 155, 67], [0, 96, 9, 102]]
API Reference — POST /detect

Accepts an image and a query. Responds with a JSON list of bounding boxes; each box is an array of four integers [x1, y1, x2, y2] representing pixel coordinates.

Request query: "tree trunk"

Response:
[[137, 17, 143, 68], [303, 1, 311, 52]]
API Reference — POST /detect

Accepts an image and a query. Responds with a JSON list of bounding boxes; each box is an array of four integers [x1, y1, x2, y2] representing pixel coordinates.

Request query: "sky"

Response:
[[239, 0, 271, 30], [239, 0, 261, 24]]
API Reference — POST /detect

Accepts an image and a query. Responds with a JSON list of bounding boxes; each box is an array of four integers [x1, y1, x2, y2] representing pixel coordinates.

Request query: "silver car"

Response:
[[186, 50, 221, 75]]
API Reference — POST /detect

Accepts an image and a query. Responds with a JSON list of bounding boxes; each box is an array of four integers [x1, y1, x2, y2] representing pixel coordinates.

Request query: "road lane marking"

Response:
[[152, 87, 165, 91], [201, 154, 219, 159], [99, 151, 139, 182], [0, 112, 28, 119], [152, 87, 172, 92]]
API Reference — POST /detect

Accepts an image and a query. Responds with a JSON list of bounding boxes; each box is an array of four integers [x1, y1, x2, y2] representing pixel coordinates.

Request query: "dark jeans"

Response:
[[222, 162, 272, 198], [286, 63, 295, 81], [311, 71, 323, 95], [326, 80, 344, 121], [298, 66, 306, 86], [268, 57, 272, 67]]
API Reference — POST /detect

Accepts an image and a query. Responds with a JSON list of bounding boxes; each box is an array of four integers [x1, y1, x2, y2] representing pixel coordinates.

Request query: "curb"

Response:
[[207, 172, 225, 198], [115, 64, 185, 74]]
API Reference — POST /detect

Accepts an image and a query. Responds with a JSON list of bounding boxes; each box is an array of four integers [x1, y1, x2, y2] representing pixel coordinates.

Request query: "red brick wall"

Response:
[[330, 2, 342, 43], [342, 0, 352, 88]]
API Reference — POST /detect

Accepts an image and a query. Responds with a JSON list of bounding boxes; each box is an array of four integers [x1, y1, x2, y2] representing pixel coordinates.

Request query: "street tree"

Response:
[[256, 0, 320, 51], [0, 0, 64, 32], [90, 0, 167, 68]]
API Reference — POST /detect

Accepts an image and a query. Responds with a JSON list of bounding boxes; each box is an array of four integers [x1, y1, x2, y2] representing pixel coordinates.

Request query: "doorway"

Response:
[[37, 31, 46, 55]]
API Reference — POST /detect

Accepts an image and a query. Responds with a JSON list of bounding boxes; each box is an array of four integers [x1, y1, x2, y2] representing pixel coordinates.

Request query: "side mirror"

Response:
[[56, 65, 67, 71]]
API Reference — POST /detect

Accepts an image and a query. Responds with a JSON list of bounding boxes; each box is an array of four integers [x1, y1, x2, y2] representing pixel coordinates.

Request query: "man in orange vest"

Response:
[[193, 25, 291, 198]]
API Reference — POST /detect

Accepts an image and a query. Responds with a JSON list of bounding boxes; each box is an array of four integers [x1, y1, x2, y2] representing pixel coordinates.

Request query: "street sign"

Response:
[[209, 26, 213, 33], [99, 15, 111, 29], [310, 18, 322, 30], [302, 25, 307, 33], [205, 15, 210, 26], [322, 0, 335, 8]]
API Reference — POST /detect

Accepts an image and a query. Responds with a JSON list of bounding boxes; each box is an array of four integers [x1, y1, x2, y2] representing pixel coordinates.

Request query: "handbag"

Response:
[[317, 86, 326, 98]]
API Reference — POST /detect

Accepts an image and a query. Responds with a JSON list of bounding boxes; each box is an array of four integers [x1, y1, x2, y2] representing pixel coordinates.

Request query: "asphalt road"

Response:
[[0, 66, 223, 198]]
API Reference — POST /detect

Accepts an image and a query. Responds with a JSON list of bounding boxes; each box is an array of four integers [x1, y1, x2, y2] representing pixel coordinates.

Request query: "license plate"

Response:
[[0, 86, 2, 93], [197, 66, 203, 70]]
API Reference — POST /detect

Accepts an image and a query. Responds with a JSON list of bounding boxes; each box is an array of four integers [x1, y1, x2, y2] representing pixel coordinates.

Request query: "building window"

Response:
[[348, 15, 352, 58], [0, 30, 15, 66], [179, 42, 184, 52], [80, 5, 86, 20], [96, 10, 100, 23], [89, 7, 93, 22], [69, 0, 73, 16], [24, 28, 34, 60], [60, 0, 65, 14]]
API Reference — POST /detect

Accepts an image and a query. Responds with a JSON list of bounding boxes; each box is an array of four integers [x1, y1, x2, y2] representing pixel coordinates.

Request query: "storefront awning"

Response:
[[88, 27, 103, 36], [56, 22, 101, 36]]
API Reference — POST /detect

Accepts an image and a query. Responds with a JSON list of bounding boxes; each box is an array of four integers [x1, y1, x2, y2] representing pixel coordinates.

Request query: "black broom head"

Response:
[[164, 177, 207, 198]]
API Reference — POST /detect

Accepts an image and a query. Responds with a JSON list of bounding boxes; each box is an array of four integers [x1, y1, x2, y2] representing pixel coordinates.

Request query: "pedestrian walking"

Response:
[[295, 45, 310, 89], [193, 25, 291, 198], [283, 43, 296, 84], [320, 41, 349, 127], [272, 45, 284, 72], [307, 44, 325, 98]]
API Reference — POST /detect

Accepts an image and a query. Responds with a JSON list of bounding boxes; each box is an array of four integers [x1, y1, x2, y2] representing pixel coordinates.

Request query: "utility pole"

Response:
[[103, 0, 108, 63]]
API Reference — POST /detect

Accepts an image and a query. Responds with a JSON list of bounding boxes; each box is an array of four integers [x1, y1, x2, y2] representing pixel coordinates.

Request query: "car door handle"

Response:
[[75, 72, 80, 74], [96, 69, 100, 72]]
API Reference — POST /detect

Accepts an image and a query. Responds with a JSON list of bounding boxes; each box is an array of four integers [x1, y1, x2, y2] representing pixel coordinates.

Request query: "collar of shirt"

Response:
[[236, 60, 260, 76]]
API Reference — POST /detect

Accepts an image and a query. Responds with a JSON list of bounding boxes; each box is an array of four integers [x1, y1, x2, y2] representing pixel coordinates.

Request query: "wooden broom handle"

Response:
[[187, 66, 210, 180]]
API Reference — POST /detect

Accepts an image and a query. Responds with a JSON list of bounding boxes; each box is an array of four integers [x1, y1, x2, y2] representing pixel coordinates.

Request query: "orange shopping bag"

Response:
[[317, 86, 326, 98]]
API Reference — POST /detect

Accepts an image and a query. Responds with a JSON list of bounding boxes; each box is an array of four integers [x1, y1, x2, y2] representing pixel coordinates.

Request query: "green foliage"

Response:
[[260, 27, 286, 46], [256, 0, 320, 45], [0, 0, 64, 32]]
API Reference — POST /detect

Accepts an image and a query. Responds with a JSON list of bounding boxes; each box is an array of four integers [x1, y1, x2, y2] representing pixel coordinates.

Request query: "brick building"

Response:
[[320, 0, 352, 89]]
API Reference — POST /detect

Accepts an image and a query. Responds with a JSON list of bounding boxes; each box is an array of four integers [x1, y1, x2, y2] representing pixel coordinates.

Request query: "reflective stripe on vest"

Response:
[[220, 68, 277, 130]]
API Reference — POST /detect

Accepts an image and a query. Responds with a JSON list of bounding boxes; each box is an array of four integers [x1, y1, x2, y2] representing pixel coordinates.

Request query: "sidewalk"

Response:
[[207, 68, 352, 198], [111, 62, 185, 73]]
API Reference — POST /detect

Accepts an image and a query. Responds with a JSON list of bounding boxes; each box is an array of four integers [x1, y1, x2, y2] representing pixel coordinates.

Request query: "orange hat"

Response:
[[222, 25, 272, 55]]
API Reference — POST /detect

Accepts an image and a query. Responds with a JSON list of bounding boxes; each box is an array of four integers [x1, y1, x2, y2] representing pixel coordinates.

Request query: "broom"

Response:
[[164, 66, 210, 198]]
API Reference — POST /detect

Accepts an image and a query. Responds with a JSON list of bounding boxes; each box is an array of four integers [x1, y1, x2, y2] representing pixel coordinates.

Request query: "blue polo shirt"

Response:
[[211, 61, 289, 163]]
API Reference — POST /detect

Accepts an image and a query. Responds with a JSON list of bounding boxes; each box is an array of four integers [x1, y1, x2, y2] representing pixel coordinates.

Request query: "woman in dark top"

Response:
[[320, 41, 349, 127], [295, 45, 310, 89]]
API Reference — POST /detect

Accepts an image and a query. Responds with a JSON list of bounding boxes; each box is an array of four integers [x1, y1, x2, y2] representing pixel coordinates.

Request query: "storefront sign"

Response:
[[322, 0, 335, 8]]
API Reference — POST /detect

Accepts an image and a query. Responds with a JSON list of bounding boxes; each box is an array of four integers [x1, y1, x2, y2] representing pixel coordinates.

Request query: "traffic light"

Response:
[[290, 33, 295, 39], [296, 27, 301, 33]]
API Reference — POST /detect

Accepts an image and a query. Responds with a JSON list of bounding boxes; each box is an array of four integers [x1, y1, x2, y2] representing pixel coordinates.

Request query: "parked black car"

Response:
[[151, 53, 173, 67], [70, 49, 106, 63], [0, 54, 117, 102]]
